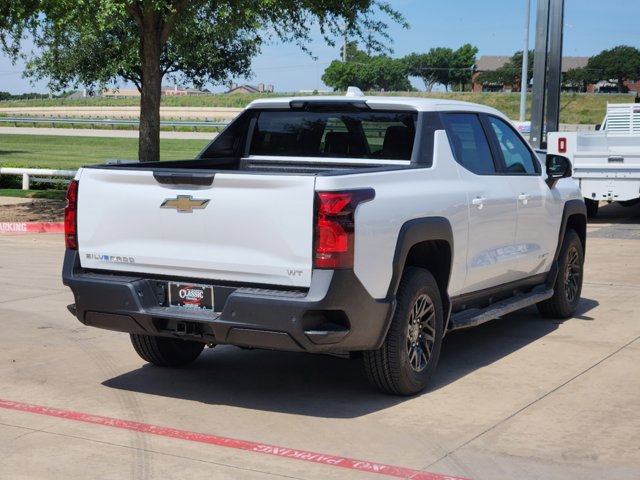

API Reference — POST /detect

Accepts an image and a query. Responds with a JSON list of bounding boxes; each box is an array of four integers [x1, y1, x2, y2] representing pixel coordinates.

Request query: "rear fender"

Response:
[[387, 217, 454, 329]]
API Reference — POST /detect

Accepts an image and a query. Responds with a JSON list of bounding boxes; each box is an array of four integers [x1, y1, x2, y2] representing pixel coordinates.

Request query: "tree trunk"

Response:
[[138, 19, 162, 162]]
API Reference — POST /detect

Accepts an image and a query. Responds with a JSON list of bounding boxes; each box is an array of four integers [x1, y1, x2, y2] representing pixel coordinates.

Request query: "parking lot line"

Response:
[[0, 222, 64, 234], [0, 398, 467, 480]]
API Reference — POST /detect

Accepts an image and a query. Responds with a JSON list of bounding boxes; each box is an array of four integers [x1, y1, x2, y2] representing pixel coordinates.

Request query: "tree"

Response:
[[342, 40, 372, 64], [587, 45, 640, 93], [475, 50, 533, 91], [404, 48, 453, 92], [322, 43, 410, 91], [361, 55, 411, 91], [563, 67, 596, 92], [404, 44, 477, 92], [476, 63, 518, 90], [511, 50, 534, 83], [1, 1, 404, 161], [450, 44, 479, 92], [322, 61, 360, 91]]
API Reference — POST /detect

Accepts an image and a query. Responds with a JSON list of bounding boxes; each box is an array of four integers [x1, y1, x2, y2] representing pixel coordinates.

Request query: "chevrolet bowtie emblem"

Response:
[[160, 195, 210, 213]]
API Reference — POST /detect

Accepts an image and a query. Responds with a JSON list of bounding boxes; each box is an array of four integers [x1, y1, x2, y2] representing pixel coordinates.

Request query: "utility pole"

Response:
[[343, 25, 348, 62], [519, 0, 531, 122]]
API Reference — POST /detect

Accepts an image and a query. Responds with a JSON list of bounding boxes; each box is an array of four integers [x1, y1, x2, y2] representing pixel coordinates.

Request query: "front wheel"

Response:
[[130, 334, 205, 367], [537, 229, 584, 318], [364, 268, 444, 396]]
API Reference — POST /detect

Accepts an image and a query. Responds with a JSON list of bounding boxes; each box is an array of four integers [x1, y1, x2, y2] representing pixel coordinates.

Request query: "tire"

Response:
[[537, 229, 584, 318], [585, 198, 599, 218], [130, 334, 205, 367], [363, 267, 444, 396]]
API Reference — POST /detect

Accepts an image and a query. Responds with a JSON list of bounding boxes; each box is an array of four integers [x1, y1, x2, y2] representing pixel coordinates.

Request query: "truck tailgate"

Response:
[[76, 168, 315, 288]]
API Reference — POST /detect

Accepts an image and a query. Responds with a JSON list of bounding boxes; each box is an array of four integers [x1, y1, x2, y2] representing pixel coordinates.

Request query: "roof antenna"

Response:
[[346, 86, 364, 98]]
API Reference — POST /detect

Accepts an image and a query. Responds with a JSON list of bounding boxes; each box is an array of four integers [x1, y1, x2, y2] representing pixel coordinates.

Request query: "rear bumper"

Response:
[[62, 250, 394, 353], [576, 176, 640, 202]]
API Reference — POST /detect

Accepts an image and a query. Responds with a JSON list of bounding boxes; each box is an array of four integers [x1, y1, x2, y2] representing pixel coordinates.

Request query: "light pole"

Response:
[[519, 0, 531, 122]]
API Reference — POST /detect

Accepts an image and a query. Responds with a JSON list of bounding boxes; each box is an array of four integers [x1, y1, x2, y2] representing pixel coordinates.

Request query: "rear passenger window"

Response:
[[487, 116, 539, 174], [442, 113, 496, 174]]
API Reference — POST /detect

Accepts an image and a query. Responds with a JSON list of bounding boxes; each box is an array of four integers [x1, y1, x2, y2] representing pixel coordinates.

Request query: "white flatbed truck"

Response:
[[548, 103, 640, 217]]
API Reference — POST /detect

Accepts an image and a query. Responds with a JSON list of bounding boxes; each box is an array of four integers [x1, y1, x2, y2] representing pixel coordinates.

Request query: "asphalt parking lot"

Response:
[[1, 202, 639, 480]]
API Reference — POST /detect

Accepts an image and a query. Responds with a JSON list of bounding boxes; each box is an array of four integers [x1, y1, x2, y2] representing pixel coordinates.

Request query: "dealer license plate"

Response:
[[168, 283, 214, 310]]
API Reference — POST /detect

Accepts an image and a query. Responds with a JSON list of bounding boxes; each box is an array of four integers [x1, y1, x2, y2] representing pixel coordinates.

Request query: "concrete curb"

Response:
[[0, 222, 64, 234]]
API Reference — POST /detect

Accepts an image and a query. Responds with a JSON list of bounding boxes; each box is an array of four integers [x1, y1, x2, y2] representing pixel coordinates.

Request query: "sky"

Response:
[[0, 0, 638, 94]]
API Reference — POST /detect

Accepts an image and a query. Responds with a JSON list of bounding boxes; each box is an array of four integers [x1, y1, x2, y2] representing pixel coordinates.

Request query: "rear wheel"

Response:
[[364, 268, 444, 396], [537, 229, 584, 318], [130, 334, 205, 367]]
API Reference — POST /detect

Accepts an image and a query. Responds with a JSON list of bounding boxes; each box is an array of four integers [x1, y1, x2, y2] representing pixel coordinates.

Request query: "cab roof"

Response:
[[246, 95, 505, 118]]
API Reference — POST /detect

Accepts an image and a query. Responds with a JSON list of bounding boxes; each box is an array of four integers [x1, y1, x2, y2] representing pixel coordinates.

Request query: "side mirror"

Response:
[[546, 154, 572, 188]]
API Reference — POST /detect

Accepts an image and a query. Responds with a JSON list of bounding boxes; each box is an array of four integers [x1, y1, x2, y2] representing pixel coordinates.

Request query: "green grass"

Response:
[[0, 134, 210, 169], [1, 92, 635, 124], [0, 188, 66, 200], [366, 92, 634, 124]]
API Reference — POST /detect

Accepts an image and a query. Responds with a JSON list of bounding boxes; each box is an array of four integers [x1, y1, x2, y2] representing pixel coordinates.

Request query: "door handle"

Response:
[[472, 197, 486, 209], [518, 193, 530, 205]]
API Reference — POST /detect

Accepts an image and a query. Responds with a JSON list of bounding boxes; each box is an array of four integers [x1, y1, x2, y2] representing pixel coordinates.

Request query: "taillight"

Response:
[[64, 180, 78, 249], [558, 137, 567, 153], [314, 189, 374, 269]]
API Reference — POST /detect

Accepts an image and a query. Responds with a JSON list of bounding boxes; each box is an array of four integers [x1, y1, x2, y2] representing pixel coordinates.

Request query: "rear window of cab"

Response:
[[249, 110, 417, 160]]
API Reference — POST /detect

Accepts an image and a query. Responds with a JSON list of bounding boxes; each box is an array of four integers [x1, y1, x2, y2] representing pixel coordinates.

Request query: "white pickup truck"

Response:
[[547, 103, 640, 217], [62, 93, 586, 395]]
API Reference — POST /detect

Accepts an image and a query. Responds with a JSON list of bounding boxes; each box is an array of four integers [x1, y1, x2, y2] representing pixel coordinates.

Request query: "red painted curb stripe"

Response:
[[0, 398, 467, 480], [0, 222, 63, 234]]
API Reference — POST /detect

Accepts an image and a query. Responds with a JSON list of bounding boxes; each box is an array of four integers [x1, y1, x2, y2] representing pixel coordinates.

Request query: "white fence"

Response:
[[0, 117, 228, 130], [0, 167, 77, 190]]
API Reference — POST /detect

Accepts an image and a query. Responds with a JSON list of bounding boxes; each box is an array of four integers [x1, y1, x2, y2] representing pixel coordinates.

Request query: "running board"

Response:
[[449, 288, 554, 331]]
